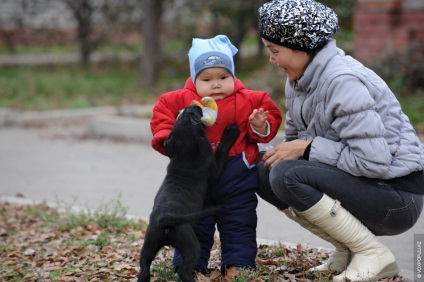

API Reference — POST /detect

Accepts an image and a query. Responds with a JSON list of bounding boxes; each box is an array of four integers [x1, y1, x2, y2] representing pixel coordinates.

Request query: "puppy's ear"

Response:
[[164, 134, 176, 158]]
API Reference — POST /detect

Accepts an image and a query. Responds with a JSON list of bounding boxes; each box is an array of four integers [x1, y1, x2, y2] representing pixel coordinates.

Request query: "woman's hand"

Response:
[[262, 139, 311, 169]]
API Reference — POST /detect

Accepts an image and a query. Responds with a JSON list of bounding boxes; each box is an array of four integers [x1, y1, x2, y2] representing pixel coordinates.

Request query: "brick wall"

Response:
[[353, 0, 424, 62]]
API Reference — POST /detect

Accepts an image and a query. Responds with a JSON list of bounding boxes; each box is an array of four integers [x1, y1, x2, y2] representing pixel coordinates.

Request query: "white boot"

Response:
[[282, 208, 350, 272], [300, 194, 400, 282]]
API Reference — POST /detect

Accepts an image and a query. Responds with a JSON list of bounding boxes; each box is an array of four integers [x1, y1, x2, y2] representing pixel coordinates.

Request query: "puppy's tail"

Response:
[[158, 206, 220, 228]]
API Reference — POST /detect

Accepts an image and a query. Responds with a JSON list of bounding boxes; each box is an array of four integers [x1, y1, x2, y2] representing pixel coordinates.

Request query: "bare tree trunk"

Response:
[[64, 0, 93, 66], [141, 0, 163, 88], [77, 1, 93, 65], [257, 35, 264, 57], [232, 1, 251, 67]]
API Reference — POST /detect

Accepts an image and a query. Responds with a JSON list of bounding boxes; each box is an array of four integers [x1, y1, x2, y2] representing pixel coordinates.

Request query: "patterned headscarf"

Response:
[[258, 0, 339, 52]]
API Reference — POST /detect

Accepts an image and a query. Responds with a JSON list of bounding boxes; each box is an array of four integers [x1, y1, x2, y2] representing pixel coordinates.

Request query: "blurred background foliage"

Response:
[[0, 0, 423, 126]]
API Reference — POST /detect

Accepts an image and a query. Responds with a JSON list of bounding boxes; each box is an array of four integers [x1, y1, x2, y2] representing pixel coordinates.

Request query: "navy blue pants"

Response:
[[173, 153, 258, 273], [257, 159, 423, 236]]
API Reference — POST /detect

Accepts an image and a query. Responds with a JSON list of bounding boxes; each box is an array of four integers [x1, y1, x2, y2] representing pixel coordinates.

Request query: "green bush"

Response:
[[370, 42, 424, 96]]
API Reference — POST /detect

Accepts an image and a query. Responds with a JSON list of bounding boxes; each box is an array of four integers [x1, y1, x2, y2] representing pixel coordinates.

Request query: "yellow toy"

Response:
[[191, 97, 218, 127]]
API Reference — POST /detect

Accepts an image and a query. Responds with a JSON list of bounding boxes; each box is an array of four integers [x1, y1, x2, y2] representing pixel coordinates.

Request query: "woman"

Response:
[[257, 0, 424, 281]]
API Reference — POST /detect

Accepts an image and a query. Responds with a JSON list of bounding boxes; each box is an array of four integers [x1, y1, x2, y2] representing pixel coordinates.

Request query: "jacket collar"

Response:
[[289, 39, 340, 93]]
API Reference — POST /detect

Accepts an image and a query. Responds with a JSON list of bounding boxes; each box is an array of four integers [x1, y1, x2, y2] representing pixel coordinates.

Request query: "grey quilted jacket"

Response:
[[284, 39, 424, 179]]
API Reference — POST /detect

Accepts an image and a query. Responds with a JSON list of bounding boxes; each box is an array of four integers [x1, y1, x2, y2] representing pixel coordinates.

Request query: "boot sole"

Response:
[[333, 262, 400, 281], [308, 263, 347, 273], [372, 262, 400, 281]]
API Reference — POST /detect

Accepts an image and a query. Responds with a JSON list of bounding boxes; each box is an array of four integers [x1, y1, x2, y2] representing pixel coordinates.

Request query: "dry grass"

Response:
[[0, 201, 409, 282]]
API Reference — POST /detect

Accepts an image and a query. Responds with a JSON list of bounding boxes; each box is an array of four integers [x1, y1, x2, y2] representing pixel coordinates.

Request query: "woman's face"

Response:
[[262, 38, 311, 81]]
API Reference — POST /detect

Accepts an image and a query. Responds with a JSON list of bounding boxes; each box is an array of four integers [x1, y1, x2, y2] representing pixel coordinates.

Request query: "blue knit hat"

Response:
[[188, 35, 238, 83]]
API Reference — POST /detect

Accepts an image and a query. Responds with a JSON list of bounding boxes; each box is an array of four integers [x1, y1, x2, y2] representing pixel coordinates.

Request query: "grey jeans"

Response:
[[257, 160, 423, 236]]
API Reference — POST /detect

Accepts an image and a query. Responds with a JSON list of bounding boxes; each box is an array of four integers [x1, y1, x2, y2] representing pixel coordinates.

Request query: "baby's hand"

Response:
[[249, 108, 269, 135]]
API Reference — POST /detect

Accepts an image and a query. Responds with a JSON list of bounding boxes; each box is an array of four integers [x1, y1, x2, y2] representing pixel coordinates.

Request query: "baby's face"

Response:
[[195, 67, 235, 101]]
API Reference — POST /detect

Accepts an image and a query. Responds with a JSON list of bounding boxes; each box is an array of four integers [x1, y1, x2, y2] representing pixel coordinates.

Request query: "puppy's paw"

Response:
[[222, 124, 240, 144]]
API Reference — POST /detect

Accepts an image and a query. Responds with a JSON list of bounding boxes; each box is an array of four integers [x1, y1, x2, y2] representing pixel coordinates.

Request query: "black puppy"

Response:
[[138, 104, 239, 282]]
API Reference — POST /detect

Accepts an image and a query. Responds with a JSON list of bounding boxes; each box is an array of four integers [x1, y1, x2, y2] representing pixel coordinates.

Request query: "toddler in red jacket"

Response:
[[150, 34, 282, 277]]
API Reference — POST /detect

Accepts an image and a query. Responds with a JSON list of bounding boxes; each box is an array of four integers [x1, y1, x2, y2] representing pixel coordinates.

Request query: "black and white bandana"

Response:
[[258, 0, 339, 52]]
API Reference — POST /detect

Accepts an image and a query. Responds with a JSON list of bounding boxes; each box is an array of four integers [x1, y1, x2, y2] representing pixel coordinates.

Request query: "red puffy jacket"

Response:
[[150, 78, 282, 165]]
